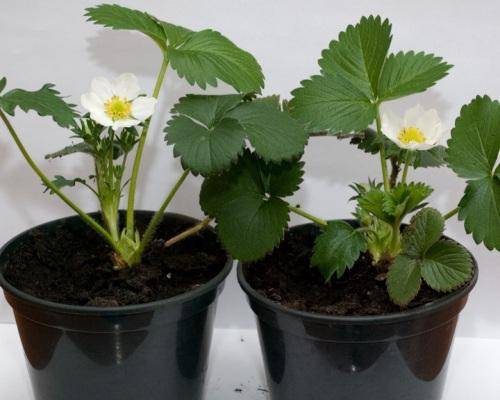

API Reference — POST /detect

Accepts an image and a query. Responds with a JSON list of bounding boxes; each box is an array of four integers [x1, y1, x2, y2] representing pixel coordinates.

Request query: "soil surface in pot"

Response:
[[245, 226, 446, 316], [4, 214, 226, 307]]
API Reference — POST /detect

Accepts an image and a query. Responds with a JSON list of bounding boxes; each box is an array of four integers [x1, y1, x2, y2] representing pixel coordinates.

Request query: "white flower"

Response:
[[381, 104, 444, 151], [81, 73, 157, 130]]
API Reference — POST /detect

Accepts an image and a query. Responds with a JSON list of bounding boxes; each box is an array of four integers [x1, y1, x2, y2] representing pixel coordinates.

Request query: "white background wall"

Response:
[[0, 0, 498, 338]]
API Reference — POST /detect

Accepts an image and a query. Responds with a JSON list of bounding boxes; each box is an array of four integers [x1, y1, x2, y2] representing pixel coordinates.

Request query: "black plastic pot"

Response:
[[238, 222, 478, 400], [0, 212, 232, 400]]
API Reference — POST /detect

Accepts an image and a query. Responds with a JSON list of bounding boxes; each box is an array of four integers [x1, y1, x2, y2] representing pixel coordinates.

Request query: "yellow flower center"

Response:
[[104, 96, 132, 121], [397, 126, 425, 144]]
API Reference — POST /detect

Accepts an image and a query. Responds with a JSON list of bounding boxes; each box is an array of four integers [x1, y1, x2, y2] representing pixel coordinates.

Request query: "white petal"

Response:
[[81, 92, 104, 115], [131, 96, 157, 121], [381, 110, 403, 141], [90, 110, 113, 127], [90, 77, 114, 102], [403, 104, 425, 127], [112, 73, 140, 100], [414, 142, 436, 151], [113, 119, 140, 130]]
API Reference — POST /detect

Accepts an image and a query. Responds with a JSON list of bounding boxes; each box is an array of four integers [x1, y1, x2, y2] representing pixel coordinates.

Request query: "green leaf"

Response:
[[200, 151, 303, 261], [85, 4, 167, 47], [289, 15, 392, 132], [165, 95, 246, 175], [319, 15, 392, 99], [45, 142, 93, 159], [311, 221, 367, 281], [358, 188, 392, 222], [158, 21, 193, 47], [421, 240, 473, 292], [387, 256, 422, 306], [0, 84, 78, 128], [290, 73, 376, 133], [168, 29, 264, 93], [0, 77, 6, 94], [351, 128, 402, 158], [45, 175, 86, 194], [412, 146, 447, 168], [447, 96, 500, 250], [227, 101, 308, 162], [383, 182, 433, 219], [402, 208, 444, 259], [378, 51, 452, 101]]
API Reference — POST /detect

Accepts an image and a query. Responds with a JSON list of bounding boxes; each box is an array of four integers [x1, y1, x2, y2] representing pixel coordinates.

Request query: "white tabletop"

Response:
[[1, 324, 499, 399]]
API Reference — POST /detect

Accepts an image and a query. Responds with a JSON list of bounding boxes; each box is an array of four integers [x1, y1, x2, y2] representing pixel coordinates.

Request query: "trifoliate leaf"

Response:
[[402, 208, 444, 259], [378, 51, 452, 101], [158, 21, 193, 47], [289, 15, 392, 132], [447, 96, 500, 250], [168, 29, 264, 93], [165, 95, 245, 175], [0, 84, 78, 128], [85, 4, 167, 48], [45, 142, 93, 159], [421, 240, 473, 292], [200, 151, 303, 261], [227, 101, 308, 162], [311, 221, 367, 281], [383, 182, 433, 219], [387, 256, 422, 306]]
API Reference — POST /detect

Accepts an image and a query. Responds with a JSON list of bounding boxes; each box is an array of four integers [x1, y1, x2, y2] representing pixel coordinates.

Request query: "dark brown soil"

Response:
[[245, 224, 445, 316], [4, 213, 227, 307]]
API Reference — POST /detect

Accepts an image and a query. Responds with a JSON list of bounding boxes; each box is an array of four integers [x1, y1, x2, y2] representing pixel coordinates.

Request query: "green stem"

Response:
[[288, 205, 328, 226], [126, 57, 169, 237], [164, 216, 213, 248], [375, 103, 390, 192], [444, 207, 459, 220], [136, 169, 190, 256], [0, 110, 117, 250], [401, 151, 414, 184]]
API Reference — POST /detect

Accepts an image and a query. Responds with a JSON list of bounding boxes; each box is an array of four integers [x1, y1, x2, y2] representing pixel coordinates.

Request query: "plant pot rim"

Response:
[[238, 220, 478, 325], [0, 210, 232, 316]]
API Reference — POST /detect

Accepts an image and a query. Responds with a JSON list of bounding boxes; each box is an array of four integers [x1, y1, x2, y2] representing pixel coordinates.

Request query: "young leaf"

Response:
[[402, 208, 444, 259], [289, 15, 392, 132], [0, 84, 78, 128], [45, 175, 86, 193], [165, 95, 246, 175], [227, 101, 308, 162], [168, 29, 264, 93], [200, 151, 303, 261], [447, 96, 500, 250], [378, 51, 452, 101], [387, 256, 422, 306], [421, 240, 473, 292], [358, 188, 393, 223], [45, 142, 93, 159], [85, 4, 167, 47], [0, 77, 6, 94], [383, 182, 433, 219], [311, 221, 367, 281]]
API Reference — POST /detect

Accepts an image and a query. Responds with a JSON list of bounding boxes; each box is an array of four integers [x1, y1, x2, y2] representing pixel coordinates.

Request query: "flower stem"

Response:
[[444, 207, 459, 220], [0, 110, 117, 250], [288, 205, 328, 226], [164, 217, 213, 248], [136, 168, 190, 256], [375, 104, 390, 192], [401, 151, 414, 184], [126, 57, 169, 237]]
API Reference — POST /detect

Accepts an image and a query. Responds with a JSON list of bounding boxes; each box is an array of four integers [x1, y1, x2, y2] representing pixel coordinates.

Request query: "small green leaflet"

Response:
[[387, 256, 422, 306], [0, 77, 6, 94], [200, 151, 303, 261], [290, 15, 451, 134], [447, 96, 500, 250], [45, 142, 93, 159], [44, 175, 86, 194], [166, 95, 308, 175], [311, 221, 367, 281], [0, 83, 78, 128], [378, 51, 452, 101], [387, 208, 473, 306], [85, 4, 264, 93]]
